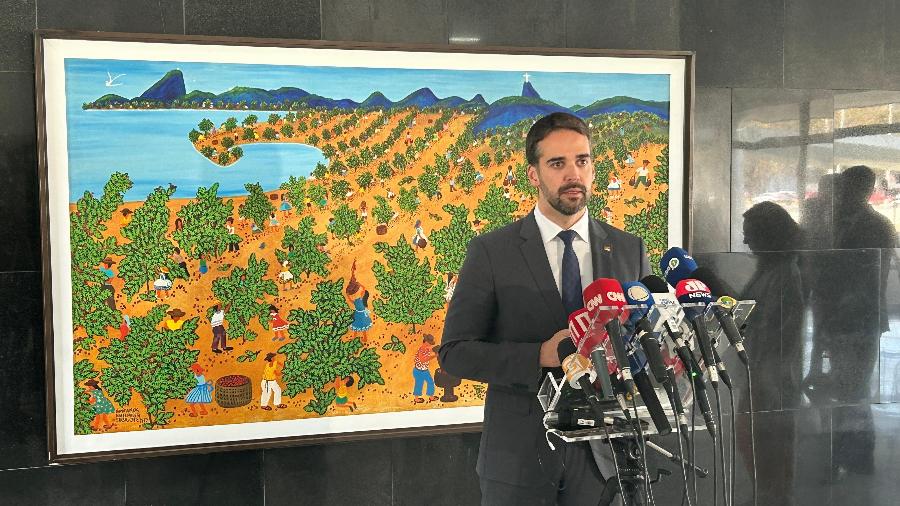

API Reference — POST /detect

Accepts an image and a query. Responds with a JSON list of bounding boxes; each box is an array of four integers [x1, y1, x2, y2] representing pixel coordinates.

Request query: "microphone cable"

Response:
[[713, 382, 728, 506], [686, 352, 701, 506], [745, 361, 758, 506], [629, 395, 656, 506], [602, 420, 629, 506], [685, 401, 698, 506], [728, 382, 737, 506], [666, 373, 693, 506]]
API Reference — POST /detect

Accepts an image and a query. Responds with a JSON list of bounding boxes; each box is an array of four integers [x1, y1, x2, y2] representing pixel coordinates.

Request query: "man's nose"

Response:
[[563, 162, 583, 181]]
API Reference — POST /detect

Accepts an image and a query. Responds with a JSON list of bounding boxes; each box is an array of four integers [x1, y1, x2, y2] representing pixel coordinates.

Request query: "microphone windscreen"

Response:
[[622, 281, 654, 331], [640, 274, 670, 294], [562, 352, 596, 389], [557, 337, 577, 363], [622, 281, 656, 309], [583, 278, 629, 321], [675, 278, 713, 319], [568, 308, 591, 351], [660, 247, 697, 287]]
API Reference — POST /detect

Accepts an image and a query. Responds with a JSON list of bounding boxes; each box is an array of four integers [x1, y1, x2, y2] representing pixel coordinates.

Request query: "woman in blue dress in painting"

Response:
[[279, 196, 293, 218], [185, 363, 213, 417], [85, 379, 116, 431], [344, 261, 372, 343]]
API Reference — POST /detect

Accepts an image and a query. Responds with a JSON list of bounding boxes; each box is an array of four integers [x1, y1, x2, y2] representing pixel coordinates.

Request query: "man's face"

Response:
[[742, 220, 762, 252], [527, 129, 594, 216]]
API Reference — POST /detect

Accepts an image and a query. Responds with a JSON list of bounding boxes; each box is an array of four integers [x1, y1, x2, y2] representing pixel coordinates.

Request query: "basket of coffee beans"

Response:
[[215, 375, 251, 407]]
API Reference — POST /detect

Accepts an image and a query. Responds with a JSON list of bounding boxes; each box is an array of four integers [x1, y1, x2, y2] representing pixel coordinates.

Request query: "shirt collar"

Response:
[[533, 204, 591, 246]]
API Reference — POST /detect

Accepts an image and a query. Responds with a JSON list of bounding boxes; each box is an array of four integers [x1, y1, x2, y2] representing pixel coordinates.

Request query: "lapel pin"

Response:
[[603, 245, 612, 253]]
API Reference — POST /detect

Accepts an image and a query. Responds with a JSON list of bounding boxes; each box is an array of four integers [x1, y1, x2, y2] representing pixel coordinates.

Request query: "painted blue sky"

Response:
[[65, 59, 670, 109]]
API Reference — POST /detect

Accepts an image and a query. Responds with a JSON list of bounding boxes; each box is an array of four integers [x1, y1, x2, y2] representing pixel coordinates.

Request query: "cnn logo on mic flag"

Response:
[[582, 278, 630, 324]]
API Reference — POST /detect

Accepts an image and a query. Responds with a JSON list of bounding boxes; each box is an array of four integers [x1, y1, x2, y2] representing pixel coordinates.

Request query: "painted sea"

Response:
[[66, 108, 325, 203], [63, 57, 670, 203]]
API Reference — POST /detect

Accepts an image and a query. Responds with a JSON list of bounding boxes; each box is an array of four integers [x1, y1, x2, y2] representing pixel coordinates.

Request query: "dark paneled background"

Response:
[[3, 1, 900, 503]]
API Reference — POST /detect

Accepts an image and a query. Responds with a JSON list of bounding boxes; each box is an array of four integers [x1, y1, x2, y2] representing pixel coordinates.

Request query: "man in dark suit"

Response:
[[439, 112, 651, 505]]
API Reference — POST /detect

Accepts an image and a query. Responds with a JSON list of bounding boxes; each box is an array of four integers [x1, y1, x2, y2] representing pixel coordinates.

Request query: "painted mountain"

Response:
[[521, 80, 541, 99], [473, 96, 571, 134], [85, 69, 669, 132], [139, 69, 186, 101], [574, 96, 670, 121], [471, 81, 669, 134]]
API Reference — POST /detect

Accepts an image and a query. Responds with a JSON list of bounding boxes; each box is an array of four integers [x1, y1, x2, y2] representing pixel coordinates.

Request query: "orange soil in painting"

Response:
[[73, 107, 667, 433]]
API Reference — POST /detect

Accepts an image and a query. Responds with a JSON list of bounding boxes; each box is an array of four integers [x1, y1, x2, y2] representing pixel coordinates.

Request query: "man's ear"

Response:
[[527, 164, 540, 188]]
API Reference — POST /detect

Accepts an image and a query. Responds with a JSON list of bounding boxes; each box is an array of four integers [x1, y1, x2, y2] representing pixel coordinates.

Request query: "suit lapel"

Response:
[[519, 212, 567, 327], [589, 218, 612, 281]]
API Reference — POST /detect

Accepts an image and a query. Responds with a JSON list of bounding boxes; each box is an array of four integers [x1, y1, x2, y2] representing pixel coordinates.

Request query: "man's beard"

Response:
[[541, 180, 589, 215]]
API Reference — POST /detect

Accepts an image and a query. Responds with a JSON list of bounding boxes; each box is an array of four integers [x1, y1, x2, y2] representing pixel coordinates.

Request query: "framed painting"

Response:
[[35, 30, 693, 463]]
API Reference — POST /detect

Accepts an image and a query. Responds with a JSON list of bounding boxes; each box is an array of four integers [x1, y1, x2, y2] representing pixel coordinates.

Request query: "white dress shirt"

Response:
[[533, 205, 593, 297]]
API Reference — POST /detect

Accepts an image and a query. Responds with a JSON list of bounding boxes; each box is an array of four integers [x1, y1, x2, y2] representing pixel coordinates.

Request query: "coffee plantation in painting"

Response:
[[65, 59, 671, 435]]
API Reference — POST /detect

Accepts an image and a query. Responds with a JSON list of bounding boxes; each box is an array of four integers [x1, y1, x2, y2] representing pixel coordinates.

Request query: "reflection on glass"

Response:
[[803, 165, 897, 479], [739, 201, 804, 490]]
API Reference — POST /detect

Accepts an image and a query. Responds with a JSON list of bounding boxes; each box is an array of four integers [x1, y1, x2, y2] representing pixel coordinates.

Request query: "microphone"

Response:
[[640, 274, 670, 294], [583, 278, 634, 394], [632, 365, 673, 435], [661, 249, 750, 367], [622, 281, 669, 385], [568, 309, 615, 399], [660, 250, 743, 384], [710, 295, 749, 366], [641, 275, 702, 376], [660, 247, 697, 288], [673, 279, 719, 438], [558, 339, 607, 422], [675, 279, 719, 387], [712, 346, 733, 390], [559, 339, 597, 389], [665, 368, 692, 439]]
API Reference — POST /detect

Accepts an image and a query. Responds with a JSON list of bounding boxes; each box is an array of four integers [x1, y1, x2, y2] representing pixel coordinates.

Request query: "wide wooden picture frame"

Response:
[[36, 30, 693, 463]]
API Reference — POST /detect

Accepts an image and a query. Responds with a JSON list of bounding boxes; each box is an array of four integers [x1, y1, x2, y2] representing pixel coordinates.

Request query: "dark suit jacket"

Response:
[[438, 211, 651, 486]]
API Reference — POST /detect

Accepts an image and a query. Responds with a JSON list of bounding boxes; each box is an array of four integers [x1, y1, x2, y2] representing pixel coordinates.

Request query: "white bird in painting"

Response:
[[105, 71, 125, 87]]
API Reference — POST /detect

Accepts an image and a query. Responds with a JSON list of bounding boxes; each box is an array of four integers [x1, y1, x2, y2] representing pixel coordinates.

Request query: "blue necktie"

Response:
[[558, 230, 583, 315]]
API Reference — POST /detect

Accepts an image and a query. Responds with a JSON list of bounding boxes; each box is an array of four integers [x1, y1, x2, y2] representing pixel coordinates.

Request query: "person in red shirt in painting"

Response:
[[412, 333, 439, 404]]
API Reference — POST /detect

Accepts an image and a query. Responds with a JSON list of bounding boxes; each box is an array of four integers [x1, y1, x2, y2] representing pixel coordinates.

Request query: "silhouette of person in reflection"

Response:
[[804, 165, 897, 478], [738, 201, 805, 490], [800, 173, 839, 250], [742, 201, 806, 404]]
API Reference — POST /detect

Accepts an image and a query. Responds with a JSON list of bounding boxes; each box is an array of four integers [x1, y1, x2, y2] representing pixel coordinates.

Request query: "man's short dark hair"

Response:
[[525, 112, 591, 167], [842, 165, 876, 203]]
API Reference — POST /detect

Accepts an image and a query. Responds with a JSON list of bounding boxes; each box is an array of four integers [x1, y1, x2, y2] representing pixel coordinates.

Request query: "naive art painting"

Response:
[[37, 33, 689, 461]]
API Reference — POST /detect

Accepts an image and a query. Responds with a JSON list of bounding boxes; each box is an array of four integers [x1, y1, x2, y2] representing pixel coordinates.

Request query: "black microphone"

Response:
[[712, 346, 733, 390], [665, 368, 691, 437], [633, 369, 672, 435], [675, 279, 719, 389], [668, 258, 750, 367], [605, 318, 634, 394], [641, 275, 703, 376], [689, 362, 718, 438], [712, 299, 750, 366], [589, 346, 616, 400], [622, 281, 669, 385], [640, 274, 670, 294]]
